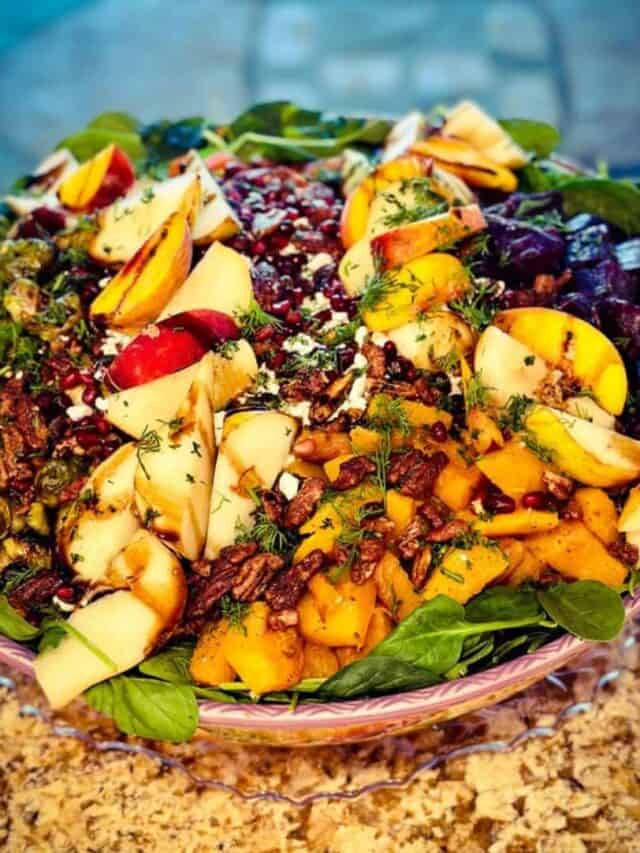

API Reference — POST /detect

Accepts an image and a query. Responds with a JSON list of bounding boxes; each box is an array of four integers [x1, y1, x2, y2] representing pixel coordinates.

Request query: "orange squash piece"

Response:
[[527, 520, 626, 587]]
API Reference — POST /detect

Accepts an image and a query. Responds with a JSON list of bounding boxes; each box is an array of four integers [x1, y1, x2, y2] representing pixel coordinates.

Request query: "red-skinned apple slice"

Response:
[[107, 309, 240, 390], [58, 144, 135, 212]]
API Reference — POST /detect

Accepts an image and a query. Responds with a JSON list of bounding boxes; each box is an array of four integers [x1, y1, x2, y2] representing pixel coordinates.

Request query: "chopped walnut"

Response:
[[543, 470, 574, 501], [362, 342, 386, 379], [284, 476, 326, 528], [331, 455, 376, 491]]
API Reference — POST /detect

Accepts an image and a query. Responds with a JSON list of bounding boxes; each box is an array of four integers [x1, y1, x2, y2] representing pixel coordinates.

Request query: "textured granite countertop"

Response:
[[1, 666, 639, 852]]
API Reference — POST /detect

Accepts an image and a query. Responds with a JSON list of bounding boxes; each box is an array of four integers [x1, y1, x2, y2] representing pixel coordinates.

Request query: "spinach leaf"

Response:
[[559, 177, 640, 234], [319, 656, 439, 700], [85, 676, 198, 742], [465, 586, 544, 623], [0, 595, 39, 642], [138, 642, 195, 684], [58, 112, 145, 163], [499, 118, 561, 158], [141, 117, 208, 161], [537, 581, 625, 641]]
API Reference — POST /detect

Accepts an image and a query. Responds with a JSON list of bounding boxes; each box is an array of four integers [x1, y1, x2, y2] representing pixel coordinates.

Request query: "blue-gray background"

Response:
[[1, 0, 638, 188]]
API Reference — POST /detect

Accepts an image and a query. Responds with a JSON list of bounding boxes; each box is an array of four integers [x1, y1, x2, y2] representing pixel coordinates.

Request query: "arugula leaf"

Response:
[[498, 118, 561, 158], [85, 676, 198, 742], [0, 595, 40, 642], [559, 178, 640, 235], [537, 581, 625, 641], [57, 112, 145, 162], [465, 586, 544, 623], [319, 656, 438, 699]]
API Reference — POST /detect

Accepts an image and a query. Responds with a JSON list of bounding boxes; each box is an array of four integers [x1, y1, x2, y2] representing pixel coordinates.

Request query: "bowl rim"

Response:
[[2, 592, 638, 732]]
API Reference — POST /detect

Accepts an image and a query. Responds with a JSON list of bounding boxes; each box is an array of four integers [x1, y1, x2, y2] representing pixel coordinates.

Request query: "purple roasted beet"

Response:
[[571, 259, 636, 301], [483, 214, 566, 284], [565, 224, 615, 268], [599, 297, 640, 357], [555, 292, 602, 327]]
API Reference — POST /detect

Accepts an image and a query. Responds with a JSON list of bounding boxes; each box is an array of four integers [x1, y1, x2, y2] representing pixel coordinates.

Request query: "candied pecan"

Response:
[[8, 570, 64, 614], [268, 608, 299, 631], [414, 376, 441, 406], [310, 396, 334, 424], [185, 542, 259, 619], [231, 553, 285, 602], [388, 449, 448, 500], [325, 413, 352, 433], [426, 519, 469, 543], [370, 378, 417, 399], [284, 476, 326, 528], [362, 515, 396, 542], [265, 548, 326, 611], [543, 470, 574, 501], [396, 517, 428, 560], [411, 547, 432, 590], [352, 536, 385, 584], [362, 342, 386, 378], [261, 488, 286, 525], [418, 498, 448, 530], [326, 373, 354, 401], [331, 455, 376, 491], [609, 538, 639, 567]]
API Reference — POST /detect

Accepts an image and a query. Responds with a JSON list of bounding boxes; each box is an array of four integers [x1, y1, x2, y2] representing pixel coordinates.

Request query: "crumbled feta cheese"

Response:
[[301, 291, 331, 313], [66, 403, 93, 421], [283, 334, 317, 356], [100, 330, 131, 356], [335, 372, 369, 416], [371, 331, 390, 347], [354, 325, 369, 347], [94, 396, 109, 412], [320, 311, 349, 332], [52, 596, 76, 613], [448, 373, 463, 395], [353, 352, 368, 371], [214, 411, 226, 446], [304, 252, 334, 274], [255, 367, 280, 395], [98, 275, 112, 290], [278, 471, 300, 500], [282, 400, 312, 425], [280, 243, 299, 256]]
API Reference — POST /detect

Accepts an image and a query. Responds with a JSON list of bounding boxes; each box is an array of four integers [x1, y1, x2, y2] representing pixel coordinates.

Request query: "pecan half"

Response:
[[388, 449, 448, 500], [231, 553, 285, 602], [543, 470, 574, 501], [351, 536, 386, 584], [362, 515, 396, 542], [284, 476, 326, 528], [332, 456, 376, 491], [261, 489, 286, 525], [265, 548, 326, 611], [411, 547, 432, 590], [396, 517, 428, 560], [426, 519, 469, 543], [185, 542, 259, 619], [418, 498, 448, 530], [362, 342, 386, 379]]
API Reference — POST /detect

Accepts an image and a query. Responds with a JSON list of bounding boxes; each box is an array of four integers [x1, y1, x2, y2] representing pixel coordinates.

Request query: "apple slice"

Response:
[[105, 341, 257, 438], [134, 353, 217, 560], [90, 171, 201, 264], [525, 405, 640, 487], [410, 136, 518, 191], [177, 151, 241, 245], [496, 307, 628, 416], [107, 309, 241, 389], [205, 411, 298, 558], [443, 101, 530, 169], [158, 241, 253, 321], [34, 531, 186, 709], [57, 144, 135, 212], [474, 325, 547, 407], [381, 111, 428, 162], [371, 204, 486, 270], [387, 313, 475, 369], [57, 443, 140, 584], [4, 149, 78, 216], [90, 211, 192, 331]]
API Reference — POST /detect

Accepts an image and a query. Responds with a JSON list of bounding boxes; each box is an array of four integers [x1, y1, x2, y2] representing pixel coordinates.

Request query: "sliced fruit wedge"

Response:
[[57, 143, 135, 212], [134, 352, 217, 560], [57, 443, 140, 584], [387, 312, 475, 369], [410, 135, 518, 192], [443, 100, 529, 169], [89, 171, 201, 264], [90, 211, 192, 331], [4, 149, 78, 215], [177, 150, 241, 244], [105, 341, 257, 438], [34, 531, 186, 709], [381, 111, 428, 162], [158, 241, 253, 320]]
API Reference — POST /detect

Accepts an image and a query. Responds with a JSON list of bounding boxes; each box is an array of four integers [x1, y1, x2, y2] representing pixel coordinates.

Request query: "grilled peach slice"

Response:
[[4, 149, 78, 216], [443, 101, 529, 169], [411, 135, 518, 191], [90, 211, 192, 331], [57, 143, 135, 212], [495, 307, 628, 416]]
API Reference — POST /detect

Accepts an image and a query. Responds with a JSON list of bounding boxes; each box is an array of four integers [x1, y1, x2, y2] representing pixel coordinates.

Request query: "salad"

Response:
[[1, 100, 640, 743]]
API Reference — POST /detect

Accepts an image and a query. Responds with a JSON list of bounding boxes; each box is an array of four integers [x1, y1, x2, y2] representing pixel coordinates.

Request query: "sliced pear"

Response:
[[90, 172, 201, 264], [381, 111, 427, 162], [158, 241, 252, 321], [179, 151, 240, 244], [134, 353, 217, 560], [34, 532, 186, 709], [104, 341, 257, 438], [525, 405, 640, 487], [57, 443, 140, 584], [205, 411, 298, 558], [474, 325, 547, 407], [338, 235, 376, 296], [387, 312, 474, 369]]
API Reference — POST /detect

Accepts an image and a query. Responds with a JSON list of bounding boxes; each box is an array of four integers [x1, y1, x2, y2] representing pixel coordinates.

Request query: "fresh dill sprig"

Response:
[[522, 432, 554, 463], [381, 178, 447, 228], [137, 425, 162, 479], [465, 371, 493, 410], [219, 595, 250, 634], [358, 257, 404, 315], [235, 301, 281, 339], [450, 281, 498, 331], [498, 394, 533, 432]]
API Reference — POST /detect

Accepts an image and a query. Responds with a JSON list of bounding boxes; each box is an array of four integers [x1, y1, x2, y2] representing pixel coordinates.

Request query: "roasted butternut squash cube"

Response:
[[466, 407, 504, 455], [573, 488, 618, 545], [298, 574, 376, 647], [473, 509, 559, 537], [500, 538, 544, 587], [301, 642, 340, 679], [335, 607, 394, 666], [527, 520, 626, 587], [285, 459, 327, 480], [423, 544, 509, 604], [434, 462, 482, 510], [324, 453, 355, 483], [221, 602, 304, 694], [476, 440, 546, 500], [190, 619, 236, 686], [374, 551, 422, 622], [386, 490, 416, 534]]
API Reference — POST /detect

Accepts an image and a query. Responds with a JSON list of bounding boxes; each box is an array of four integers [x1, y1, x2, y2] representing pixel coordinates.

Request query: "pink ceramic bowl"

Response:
[[2, 593, 639, 746]]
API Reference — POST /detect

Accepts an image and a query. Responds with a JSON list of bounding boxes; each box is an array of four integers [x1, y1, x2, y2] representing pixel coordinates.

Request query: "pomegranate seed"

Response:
[[252, 240, 267, 256], [285, 309, 302, 327], [94, 416, 111, 435], [56, 586, 76, 602], [82, 386, 98, 405], [271, 299, 292, 317], [254, 325, 275, 343], [521, 491, 549, 510], [383, 341, 397, 360], [75, 429, 100, 449], [61, 371, 82, 389], [483, 492, 516, 514], [267, 351, 287, 371], [431, 421, 448, 442]]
